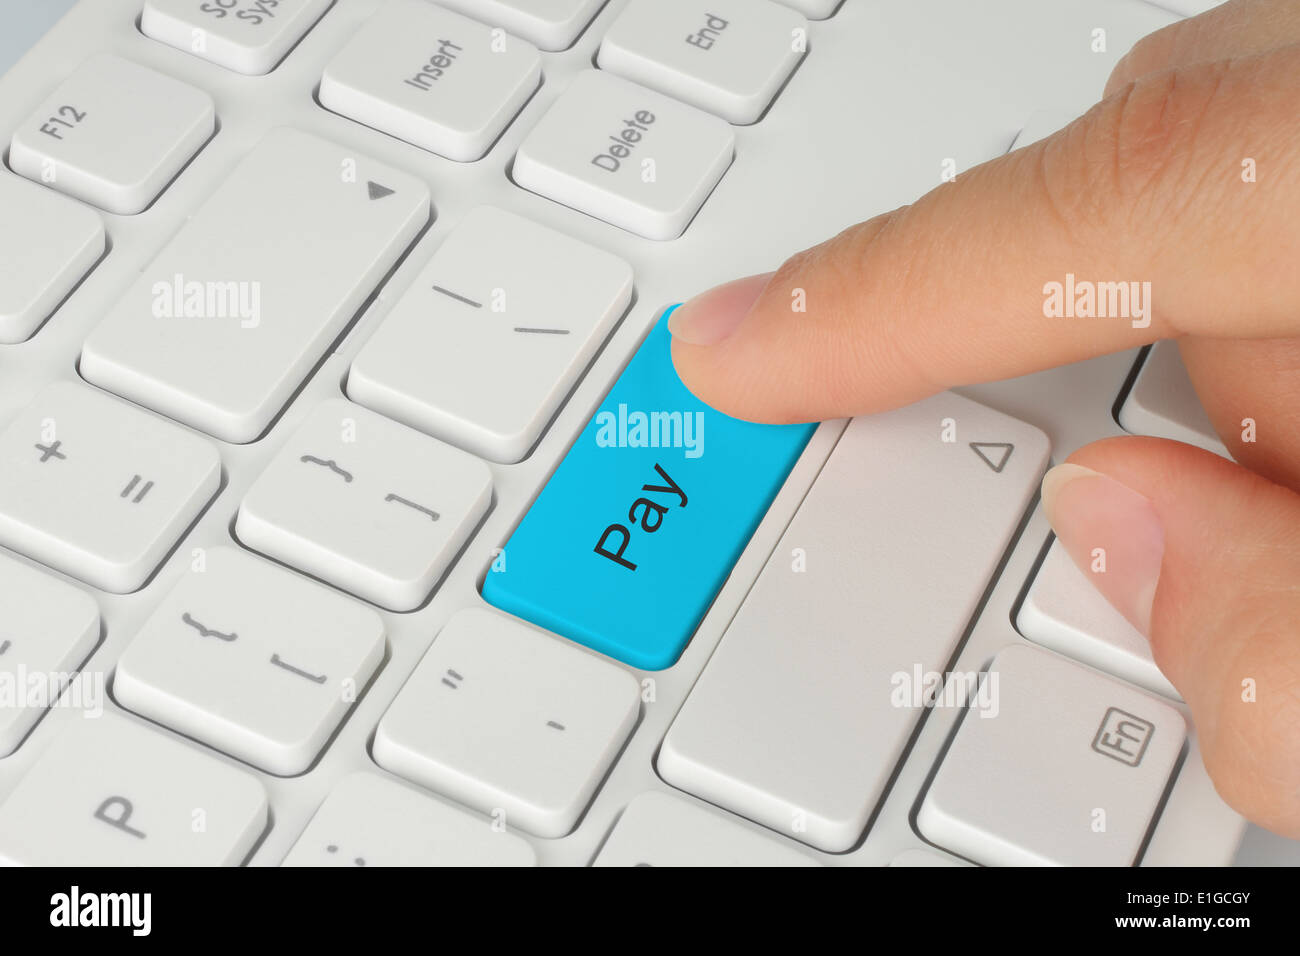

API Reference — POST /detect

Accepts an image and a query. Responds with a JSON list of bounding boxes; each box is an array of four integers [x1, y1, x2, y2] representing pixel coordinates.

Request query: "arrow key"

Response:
[[970, 441, 1015, 474]]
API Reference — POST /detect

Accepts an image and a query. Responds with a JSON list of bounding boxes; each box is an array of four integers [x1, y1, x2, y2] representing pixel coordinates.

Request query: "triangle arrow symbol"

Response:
[[367, 181, 395, 201], [969, 442, 1014, 474]]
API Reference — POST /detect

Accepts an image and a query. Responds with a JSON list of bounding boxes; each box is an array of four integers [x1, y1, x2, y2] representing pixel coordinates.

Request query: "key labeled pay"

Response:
[[484, 307, 814, 669], [594, 464, 688, 571]]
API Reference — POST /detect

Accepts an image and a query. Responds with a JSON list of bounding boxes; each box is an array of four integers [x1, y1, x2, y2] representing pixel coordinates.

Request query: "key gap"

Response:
[[1134, 738, 1191, 866], [900, 486, 1049, 854], [243, 209, 439, 445], [1006, 529, 1056, 637], [1110, 344, 1153, 430]]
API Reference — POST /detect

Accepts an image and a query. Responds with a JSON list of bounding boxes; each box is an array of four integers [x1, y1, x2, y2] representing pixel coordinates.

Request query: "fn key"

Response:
[[482, 307, 815, 669]]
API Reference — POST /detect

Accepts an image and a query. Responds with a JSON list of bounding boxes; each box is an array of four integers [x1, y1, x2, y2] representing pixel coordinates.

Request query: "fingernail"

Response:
[[667, 272, 773, 346], [1040, 463, 1165, 636]]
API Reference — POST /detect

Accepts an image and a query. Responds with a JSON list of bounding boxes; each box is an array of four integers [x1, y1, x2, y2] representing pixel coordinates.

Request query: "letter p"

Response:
[[595, 524, 637, 571]]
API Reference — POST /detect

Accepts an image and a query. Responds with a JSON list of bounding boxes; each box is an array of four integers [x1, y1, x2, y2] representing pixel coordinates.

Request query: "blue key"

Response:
[[482, 306, 816, 670]]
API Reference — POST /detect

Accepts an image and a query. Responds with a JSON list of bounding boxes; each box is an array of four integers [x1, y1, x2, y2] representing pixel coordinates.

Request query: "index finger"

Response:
[[669, 47, 1300, 424]]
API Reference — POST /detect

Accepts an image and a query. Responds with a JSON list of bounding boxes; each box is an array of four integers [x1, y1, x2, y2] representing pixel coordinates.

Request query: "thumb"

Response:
[[1042, 437, 1300, 837]]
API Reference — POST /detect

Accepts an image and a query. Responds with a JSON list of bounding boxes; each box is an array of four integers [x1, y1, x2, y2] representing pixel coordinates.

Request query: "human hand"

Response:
[[669, 0, 1300, 838]]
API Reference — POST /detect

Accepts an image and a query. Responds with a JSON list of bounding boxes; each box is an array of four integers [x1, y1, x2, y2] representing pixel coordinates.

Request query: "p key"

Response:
[[0, 712, 267, 866]]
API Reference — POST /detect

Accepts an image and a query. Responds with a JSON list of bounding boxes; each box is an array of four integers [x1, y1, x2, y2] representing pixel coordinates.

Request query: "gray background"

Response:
[[0, 0, 78, 75]]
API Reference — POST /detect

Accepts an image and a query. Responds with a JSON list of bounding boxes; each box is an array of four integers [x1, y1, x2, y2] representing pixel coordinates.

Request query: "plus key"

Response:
[[34, 440, 67, 463], [0, 383, 220, 592]]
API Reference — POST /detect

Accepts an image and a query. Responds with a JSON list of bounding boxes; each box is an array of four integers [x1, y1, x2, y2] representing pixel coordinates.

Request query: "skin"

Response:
[[670, 0, 1300, 837]]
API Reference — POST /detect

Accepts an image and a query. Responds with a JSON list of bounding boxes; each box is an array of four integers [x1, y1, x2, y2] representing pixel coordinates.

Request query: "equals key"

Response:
[[120, 475, 155, 503]]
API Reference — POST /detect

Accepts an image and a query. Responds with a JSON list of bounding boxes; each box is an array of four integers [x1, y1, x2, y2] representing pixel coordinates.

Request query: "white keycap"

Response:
[[594, 792, 819, 866], [349, 206, 633, 463], [598, 0, 806, 125], [776, 0, 839, 18], [0, 552, 100, 757], [0, 174, 103, 345], [321, 1, 541, 162], [917, 644, 1185, 867], [142, 0, 331, 75], [236, 400, 491, 611], [8, 54, 214, 214], [0, 711, 267, 865], [282, 772, 536, 866], [513, 70, 734, 240], [436, 0, 607, 52], [0, 383, 220, 593], [1117, 340, 1228, 457], [374, 607, 640, 838], [658, 393, 1050, 853], [81, 128, 429, 444], [114, 547, 384, 775], [889, 848, 973, 867], [1017, 537, 1177, 698]]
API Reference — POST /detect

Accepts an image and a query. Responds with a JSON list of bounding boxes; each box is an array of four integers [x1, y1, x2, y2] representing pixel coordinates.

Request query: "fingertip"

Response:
[[1050, 436, 1300, 835], [1040, 461, 1165, 635], [669, 333, 772, 423], [667, 272, 774, 347]]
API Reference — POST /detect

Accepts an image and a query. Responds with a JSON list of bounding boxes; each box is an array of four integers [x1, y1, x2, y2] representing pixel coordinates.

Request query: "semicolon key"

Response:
[[481, 305, 816, 669]]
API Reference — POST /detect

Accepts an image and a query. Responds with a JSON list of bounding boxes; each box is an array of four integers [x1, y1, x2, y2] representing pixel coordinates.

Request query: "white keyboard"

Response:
[[0, 0, 1251, 866]]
